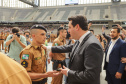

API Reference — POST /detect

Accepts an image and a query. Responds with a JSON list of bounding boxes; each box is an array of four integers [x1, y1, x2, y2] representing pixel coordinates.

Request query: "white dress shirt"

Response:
[[106, 38, 119, 62]]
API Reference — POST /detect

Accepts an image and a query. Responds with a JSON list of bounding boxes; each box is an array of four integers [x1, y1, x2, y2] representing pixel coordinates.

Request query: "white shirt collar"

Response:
[[79, 31, 90, 44]]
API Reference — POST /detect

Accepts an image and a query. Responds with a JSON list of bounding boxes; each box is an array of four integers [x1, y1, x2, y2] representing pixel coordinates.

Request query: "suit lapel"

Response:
[[105, 41, 112, 54], [70, 33, 92, 63], [70, 41, 79, 59], [110, 38, 120, 55]]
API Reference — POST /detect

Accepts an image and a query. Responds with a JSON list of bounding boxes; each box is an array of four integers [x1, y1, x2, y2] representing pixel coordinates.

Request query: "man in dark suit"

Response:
[[104, 27, 126, 84], [45, 15, 103, 84]]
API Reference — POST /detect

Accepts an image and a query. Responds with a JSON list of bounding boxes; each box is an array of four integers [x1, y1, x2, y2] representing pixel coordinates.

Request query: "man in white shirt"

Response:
[[104, 27, 126, 84]]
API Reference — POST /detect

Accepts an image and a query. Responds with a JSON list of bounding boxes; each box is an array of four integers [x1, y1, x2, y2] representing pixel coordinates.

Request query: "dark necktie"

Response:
[[69, 41, 80, 64]]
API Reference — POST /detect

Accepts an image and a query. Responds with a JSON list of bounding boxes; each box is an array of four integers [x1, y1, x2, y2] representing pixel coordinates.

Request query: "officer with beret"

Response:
[[20, 25, 60, 84]]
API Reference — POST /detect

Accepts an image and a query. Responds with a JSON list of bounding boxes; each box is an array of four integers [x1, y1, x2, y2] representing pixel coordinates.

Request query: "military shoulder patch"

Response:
[[21, 61, 28, 68], [55, 43, 58, 46], [22, 54, 29, 60]]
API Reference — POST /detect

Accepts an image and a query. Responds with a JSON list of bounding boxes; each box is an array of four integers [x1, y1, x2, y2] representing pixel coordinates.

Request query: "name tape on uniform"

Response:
[[35, 57, 41, 60]]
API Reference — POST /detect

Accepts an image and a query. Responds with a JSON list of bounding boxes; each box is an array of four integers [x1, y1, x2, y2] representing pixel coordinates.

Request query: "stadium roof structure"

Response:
[[0, 2, 126, 24], [19, 0, 39, 7]]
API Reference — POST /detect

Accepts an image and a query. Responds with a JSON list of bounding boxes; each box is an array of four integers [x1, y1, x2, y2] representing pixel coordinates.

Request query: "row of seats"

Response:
[[0, 3, 126, 22]]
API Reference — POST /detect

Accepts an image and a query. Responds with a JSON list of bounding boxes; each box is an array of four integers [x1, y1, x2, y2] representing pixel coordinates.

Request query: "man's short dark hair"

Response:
[[12, 27, 20, 33], [68, 15, 88, 31], [66, 31, 71, 39], [24, 30, 30, 35], [57, 27, 67, 37], [89, 29, 94, 34], [112, 27, 120, 33]]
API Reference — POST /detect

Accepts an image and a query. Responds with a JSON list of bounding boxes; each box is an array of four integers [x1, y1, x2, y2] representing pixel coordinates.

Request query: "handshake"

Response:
[[45, 65, 69, 78], [42, 44, 70, 76], [45, 71, 61, 77]]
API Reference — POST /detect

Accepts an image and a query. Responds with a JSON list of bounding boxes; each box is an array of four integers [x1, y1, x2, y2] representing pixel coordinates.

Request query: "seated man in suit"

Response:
[[104, 27, 126, 84], [44, 15, 104, 84]]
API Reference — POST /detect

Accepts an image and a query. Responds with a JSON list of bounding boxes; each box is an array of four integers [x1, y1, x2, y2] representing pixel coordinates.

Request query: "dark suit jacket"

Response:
[[104, 38, 126, 74], [52, 32, 103, 84]]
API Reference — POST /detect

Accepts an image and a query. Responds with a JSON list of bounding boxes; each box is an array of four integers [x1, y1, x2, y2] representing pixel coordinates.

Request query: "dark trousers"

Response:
[[32, 78, 47, 84], [106, 70, 121, 84], [121, 70, 126, 84]]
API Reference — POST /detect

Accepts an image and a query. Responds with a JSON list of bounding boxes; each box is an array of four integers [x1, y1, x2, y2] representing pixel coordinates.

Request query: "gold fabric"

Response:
[[0, 53, 31, 84]]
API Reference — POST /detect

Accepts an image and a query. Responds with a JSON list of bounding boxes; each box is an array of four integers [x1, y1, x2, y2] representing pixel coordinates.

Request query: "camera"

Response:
[[16, 33, 20, 37], [26, 35, 29, 38]]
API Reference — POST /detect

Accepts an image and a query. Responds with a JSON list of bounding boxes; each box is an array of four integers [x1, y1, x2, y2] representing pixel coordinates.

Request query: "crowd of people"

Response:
[[0, 15, 126, 84]]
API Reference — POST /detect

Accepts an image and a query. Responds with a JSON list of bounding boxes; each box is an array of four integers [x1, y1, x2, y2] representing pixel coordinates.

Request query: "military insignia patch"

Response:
[[21, 61, 28, 68], [55, 43, 58, 46], [22, 54, 29, 60]]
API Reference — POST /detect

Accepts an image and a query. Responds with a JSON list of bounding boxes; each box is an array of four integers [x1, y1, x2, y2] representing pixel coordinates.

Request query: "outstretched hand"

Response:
[[46, 71, 61, 77], [60, 66, 70, 76]]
